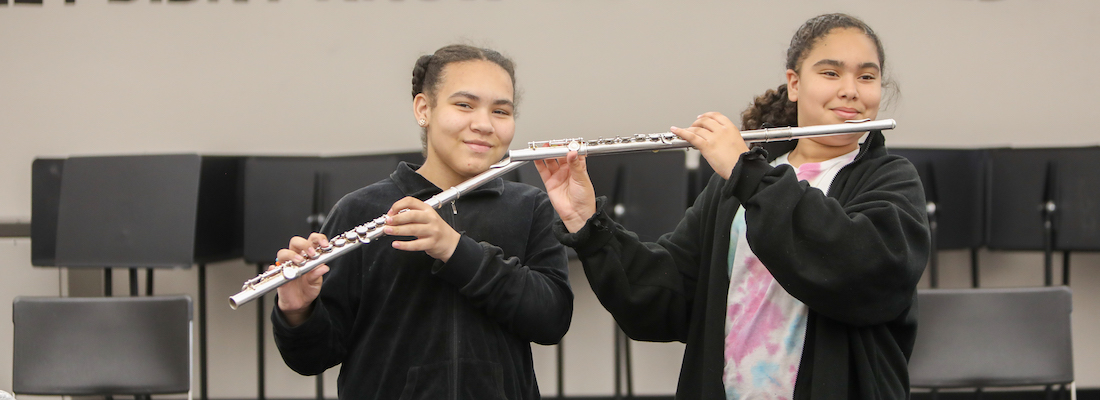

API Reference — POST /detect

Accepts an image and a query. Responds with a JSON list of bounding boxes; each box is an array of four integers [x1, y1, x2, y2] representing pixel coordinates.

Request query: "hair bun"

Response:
[[741, 84, 797, 130]]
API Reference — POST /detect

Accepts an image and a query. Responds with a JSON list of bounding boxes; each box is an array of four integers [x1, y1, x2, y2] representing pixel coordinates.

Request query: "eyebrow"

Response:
[[449, 91, 514, 108], [812, 59, 881, 72]]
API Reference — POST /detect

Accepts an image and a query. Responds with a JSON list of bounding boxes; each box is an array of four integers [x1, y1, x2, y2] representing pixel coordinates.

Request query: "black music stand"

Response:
[[588, 150, 689, 399], [890, 148, 987, 287], [241, 152, 414, 400], [31, 158, 65, 267], [51, 153, 243, 400], [688, 158, 715, 207], [1050, 147, 1100, 282], [985, 147, 1098, 286], [509, 152, 689, 398]]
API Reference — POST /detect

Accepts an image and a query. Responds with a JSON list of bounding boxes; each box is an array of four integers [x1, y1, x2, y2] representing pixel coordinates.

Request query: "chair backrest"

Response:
[[908, 287, 1073, 388], [12, 295, 193, 396]]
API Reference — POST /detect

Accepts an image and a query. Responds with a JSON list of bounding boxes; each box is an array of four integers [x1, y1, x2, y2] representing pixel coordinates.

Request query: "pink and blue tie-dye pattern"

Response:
[[722, 150, 856, 400]]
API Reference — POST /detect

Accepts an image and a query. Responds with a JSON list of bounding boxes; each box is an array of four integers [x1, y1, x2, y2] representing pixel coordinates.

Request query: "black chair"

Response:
[[44, 154, 242, 400], [908, 287, 1075, 399], [12, 295, 193, 399]]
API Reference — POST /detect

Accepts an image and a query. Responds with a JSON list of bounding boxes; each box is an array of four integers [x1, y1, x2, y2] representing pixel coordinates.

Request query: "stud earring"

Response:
[[418, 119, 426, 127]]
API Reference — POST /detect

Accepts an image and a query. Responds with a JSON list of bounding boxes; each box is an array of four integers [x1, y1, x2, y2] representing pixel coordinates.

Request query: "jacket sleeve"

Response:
[[431, 190, 573, 345], [271, 200, 364, 376], [556, 177, 725, 343], [730, 147, 929, 326]]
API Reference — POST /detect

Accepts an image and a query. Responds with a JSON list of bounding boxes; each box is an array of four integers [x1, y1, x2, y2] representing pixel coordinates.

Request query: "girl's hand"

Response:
[[275, 232, 331, 327], [535, 151, 596, 233], [671, 112, 750, 180], [385, 197, 462, 262]]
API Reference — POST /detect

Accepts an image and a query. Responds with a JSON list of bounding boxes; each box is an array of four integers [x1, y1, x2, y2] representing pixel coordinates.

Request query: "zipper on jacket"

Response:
[[450, 200, 460, 233], [450, 199, 459, 400]]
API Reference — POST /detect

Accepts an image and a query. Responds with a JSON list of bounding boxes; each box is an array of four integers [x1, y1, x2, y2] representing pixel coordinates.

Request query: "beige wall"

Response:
[[2, 0, 1099, 398]]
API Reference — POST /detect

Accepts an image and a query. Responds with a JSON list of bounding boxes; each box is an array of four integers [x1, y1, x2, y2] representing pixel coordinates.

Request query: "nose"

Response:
[[471, 110, 495, 135], [838, 75, 859, 100]]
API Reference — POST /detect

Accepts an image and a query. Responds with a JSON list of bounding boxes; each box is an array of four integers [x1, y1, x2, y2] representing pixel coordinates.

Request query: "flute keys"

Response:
[[333, 238, 348, 248], [282, 265, 299, 280]]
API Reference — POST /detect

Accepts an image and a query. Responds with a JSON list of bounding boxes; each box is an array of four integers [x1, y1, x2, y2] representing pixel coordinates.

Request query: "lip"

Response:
[[831, 107, 860, 120], [464, 140, 494, 153]]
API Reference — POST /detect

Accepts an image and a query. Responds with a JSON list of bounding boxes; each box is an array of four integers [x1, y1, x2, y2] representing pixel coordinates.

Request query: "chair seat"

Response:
[[908, 287, 1073, 389], [12, 295, 193, 396]]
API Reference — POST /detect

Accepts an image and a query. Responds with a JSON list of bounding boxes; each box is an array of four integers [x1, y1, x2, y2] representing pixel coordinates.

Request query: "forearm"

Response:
[[560, 197, 708, 342], [734, 155, 930, 325], [434, 235, 573, 344], [271, 299, 345, 375]]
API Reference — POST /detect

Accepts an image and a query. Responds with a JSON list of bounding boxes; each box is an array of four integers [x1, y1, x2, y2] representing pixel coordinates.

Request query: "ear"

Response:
[[785, 69, 800, 102], [413, 93, 431, 124]]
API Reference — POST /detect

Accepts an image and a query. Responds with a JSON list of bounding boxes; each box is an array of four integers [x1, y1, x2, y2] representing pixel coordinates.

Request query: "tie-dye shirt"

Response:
[[723, 149, 859, 400]]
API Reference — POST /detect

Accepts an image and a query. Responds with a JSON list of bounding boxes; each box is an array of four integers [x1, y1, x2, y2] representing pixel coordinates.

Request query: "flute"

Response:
[[229, 118, 895, 309]]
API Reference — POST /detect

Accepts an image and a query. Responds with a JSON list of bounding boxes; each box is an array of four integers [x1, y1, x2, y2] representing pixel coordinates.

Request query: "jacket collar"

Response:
[[391, 161, 507, 200], [760, 130, 887, 163]]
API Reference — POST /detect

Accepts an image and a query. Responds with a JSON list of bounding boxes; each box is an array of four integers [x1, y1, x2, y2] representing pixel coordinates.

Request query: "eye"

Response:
[[493, 108, 512, 116], [859, 74, 878, 81], [455, 102, 473, 109], [821, 70, 840, 78]]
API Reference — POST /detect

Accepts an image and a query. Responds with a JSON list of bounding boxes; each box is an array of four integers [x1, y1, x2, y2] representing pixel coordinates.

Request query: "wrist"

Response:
[[563, 208, 595, 233], [434, 230, 461, 263], [563, 217, 588, 233], [279, 301, 314, 327]]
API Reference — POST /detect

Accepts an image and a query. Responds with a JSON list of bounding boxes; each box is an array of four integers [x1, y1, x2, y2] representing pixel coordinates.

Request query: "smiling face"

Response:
[[413, 60, 516, 188], [787, 27, 883, 149]]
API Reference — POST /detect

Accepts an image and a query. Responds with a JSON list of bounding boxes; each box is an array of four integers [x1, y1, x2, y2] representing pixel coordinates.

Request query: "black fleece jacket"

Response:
[[556, 131, 929, 399], [273, 162, 573, 400]]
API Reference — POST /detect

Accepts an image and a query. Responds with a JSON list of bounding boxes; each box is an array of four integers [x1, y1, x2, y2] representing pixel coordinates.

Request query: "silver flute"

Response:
[[229, 118, 895, 309]]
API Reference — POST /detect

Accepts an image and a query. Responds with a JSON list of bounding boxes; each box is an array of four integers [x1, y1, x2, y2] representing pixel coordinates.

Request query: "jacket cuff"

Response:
[[432, 234, 484, 288], [271, 297, 328, 339], [725, 147, 772, 200], [553, 196, 614, 256]]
